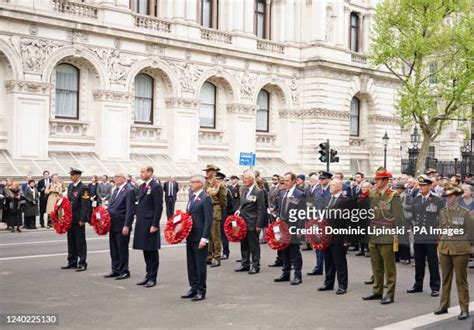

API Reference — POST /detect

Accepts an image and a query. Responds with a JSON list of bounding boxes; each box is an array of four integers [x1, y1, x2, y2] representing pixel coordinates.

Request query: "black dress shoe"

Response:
[[431, 290, 439, 297], [274, 274, 290, 282], [318, 286, 333, 291], [236, 259, 242, 262], [104, 272, 120, 278], [191, 293, 205, 301], [301, 246, 312, 251], [336, 288, 347, 295], [235, 266, 250, 272], [362, 293, 382, 300], [144, 280, 156, 288], [221, 254, 229, 260], [210, 260, 221, 268], [458, 311, 469, 320], [76, 264, 87, 272], [268, 262, 283, 267], [248, 268, 260, 274], [380, 296, 394, 305], [307, 268, 323, 276], [433, 307, 448, 315], [115, 273, 130, 280], [290, 278, 302, 285], [136, 278, 148, 286], [407, 286, 423, 293], [206, 260, 212, 265], [61, 264, 77, 269], [181, 290, 197, 299]]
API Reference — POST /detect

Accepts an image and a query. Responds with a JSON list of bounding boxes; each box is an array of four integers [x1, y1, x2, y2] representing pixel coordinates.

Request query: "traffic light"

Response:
[[318, 143, 328, 162], [330, 149, 339, 163]]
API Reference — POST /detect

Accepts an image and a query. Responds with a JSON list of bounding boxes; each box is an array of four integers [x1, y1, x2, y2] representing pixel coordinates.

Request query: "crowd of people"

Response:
[[0, 166, 473, 319]]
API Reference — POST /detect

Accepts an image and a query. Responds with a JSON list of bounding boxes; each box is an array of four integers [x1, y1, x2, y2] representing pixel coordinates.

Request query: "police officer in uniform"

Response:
[[61, 168, 92, 272], [434, 184, 473, 320], [363, 167, 402, 304], [407, 175, 444, 296], [203, 164, 227, 268]]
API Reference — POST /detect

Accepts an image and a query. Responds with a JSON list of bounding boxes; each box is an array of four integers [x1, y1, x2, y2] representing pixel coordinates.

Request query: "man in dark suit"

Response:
[[407, 175, 444, 297], [406, 177, 419, 198], [133, 166, 163, 288], [308, 171, 332, 276], [318, 179, 353, 295], [104, 172, 135, 280], [37, 170, 50, 228], [163, 176, 179, 219], [268, 177, 286, 267], [334, 172, 352, 198], [274, 172, 306, 285], [351, 172, 365, 200], [61, 168, 92, 272], [235, 171, 266, 274], [228, 175, 241, 215], [181, 175, 213, 301]]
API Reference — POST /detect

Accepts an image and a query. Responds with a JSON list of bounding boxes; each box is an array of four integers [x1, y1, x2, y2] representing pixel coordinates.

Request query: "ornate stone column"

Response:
[[92, 90, 133, 160], [4, 80, 52, 159], [226, 103, 257, 163], [165, 97, 200, 162]]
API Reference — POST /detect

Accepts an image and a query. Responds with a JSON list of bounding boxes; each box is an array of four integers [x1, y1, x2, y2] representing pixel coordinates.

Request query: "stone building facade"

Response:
[[0, 0, 404, 177]]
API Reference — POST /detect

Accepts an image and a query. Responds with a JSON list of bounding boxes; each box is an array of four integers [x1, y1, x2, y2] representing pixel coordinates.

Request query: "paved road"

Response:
[[0, 224, 473, 329]]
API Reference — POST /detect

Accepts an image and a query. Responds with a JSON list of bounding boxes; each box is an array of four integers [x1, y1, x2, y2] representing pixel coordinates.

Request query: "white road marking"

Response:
[[0, 244, 185, 261], [375, 303, 474, 329], [0, 237, 107, 246]]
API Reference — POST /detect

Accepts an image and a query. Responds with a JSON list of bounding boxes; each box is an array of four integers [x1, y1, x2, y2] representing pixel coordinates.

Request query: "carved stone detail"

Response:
[[93, 89, 133, 102], [165, 97, 200, 109], [50, 119, 89, 137], [239, 71, 257, 98], [88, 47, 136, 84], [15, 37, 65, 72], [349, 137, 367, 147], [67, 30, 89, 43], [4, 80, 53, 95], [131, 124, 162, 141], [226, 104, 257, 115], [199, 129, 224, 144], [368, 114, 400, 124], [166, 60, 203, 93]]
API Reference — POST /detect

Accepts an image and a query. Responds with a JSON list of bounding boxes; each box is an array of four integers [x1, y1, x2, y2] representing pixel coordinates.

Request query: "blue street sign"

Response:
[[239, 152, 256, 167]]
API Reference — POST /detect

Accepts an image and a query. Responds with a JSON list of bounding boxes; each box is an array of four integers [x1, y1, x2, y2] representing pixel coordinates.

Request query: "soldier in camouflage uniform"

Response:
[[363, 167, 402, 305], [203, 164, 227, 267]]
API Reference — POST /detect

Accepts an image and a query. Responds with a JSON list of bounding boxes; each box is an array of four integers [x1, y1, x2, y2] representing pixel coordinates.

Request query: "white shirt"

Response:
[[286, 184, 297, 198], [189, 189, 208, 244], [113, 183, 127, 198], [144, 178, 153, 187], [73, 180, 81, 188], [246, 184, 255, 199]]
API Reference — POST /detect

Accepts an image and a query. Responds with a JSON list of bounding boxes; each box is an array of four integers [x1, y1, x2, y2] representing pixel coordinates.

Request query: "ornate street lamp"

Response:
[[383, 131, 389, 168], [408, 126, 420, 176], [461, 139, 472, 179], [411, 126, 420, 149]]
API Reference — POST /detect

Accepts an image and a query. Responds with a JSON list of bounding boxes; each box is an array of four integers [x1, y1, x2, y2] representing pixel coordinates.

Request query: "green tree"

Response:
[[369, 0, 473, 175]]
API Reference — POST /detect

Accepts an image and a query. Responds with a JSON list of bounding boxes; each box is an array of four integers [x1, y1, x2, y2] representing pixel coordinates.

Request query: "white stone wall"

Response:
[[0, 0, 408, 176]]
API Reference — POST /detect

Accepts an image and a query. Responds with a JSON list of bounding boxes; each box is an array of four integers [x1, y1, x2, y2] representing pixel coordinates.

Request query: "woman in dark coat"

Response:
[[256, 178, 269, 243], [5, 181, 24, 232], [24, 179, 39, 229], [356, 181, 372, 256]]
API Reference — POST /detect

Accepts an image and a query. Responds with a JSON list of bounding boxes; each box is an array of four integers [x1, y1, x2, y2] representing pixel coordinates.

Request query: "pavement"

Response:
[[1, 212, 473, 329]]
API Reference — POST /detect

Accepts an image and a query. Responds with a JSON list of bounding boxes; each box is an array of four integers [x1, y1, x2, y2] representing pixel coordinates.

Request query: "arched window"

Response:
[[256, 89, 270, 132], [134, 73, 154, 124], [350, 97, 360, 136], [131, 0, 153, 16], [200, 82, 216, 128], [55, 63, 79, 119]]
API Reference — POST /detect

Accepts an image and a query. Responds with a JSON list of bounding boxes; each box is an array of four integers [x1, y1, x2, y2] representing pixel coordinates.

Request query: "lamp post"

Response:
[[461, 140, 471, 180], [383, 131, 389, 169], [408, 126, 420, 176]]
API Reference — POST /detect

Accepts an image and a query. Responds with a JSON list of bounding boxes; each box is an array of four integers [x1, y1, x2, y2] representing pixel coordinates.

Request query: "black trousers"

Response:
[[186, 241, 207, 294], [165, 198, 176, 219], [323, 244, 348, 290], [39, 197, 47, 226], [282, 243, 303, 278], [414, 243, 440, 291], [109, 230, 130, 275], [24, 216, 36, 228], [67, 223, 87, 266], [240, 230, 260, 269], [220, 217, 229, 257], [143, 250, 159, 282]]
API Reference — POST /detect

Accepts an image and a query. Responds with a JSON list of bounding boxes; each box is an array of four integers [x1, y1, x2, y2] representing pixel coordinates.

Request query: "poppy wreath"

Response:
[[265, 220, 291, 251], [306, 219, 331, 250], [50, 197, 72, 234], [223, 215, 248, 242], [164, 210, 193, 244], [90, 206, 111, 236]]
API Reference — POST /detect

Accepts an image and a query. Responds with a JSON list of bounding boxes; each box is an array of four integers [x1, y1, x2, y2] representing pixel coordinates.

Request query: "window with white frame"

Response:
[[134, 73, 154, 124], [55, 63, 79, 119], [200, 82, 216, 128], [256, 89, 270, 132]]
